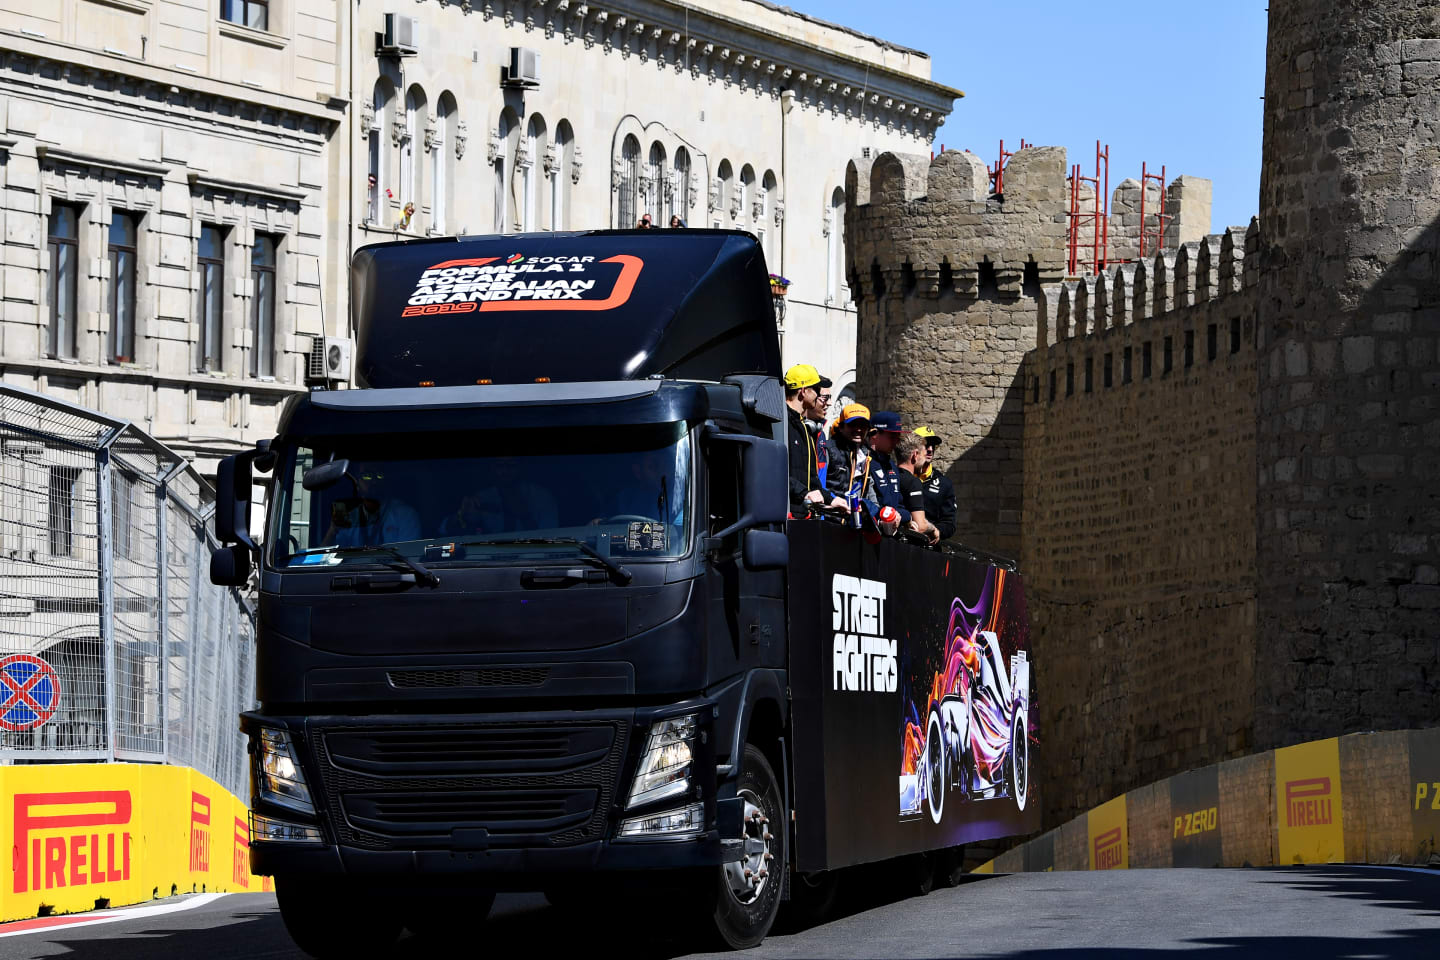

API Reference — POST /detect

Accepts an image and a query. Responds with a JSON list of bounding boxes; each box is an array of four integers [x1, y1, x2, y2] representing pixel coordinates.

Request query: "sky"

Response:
[[787, 0, 1269, 231]]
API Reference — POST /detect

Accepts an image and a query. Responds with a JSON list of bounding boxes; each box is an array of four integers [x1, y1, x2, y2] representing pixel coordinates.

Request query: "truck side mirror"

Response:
[[741, 440, 788, 527], [302, 458, 351, 491], [743, 529, 788, 570], [214, 453, 256, 549], [210, 544, 251, 586]]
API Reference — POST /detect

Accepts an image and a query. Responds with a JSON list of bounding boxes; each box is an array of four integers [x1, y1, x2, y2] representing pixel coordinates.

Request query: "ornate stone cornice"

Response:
[[513, 0, 956, 139]]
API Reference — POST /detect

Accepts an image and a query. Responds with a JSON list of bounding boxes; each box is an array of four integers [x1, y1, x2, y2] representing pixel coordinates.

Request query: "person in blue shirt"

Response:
[[864, 411, 911, 527]]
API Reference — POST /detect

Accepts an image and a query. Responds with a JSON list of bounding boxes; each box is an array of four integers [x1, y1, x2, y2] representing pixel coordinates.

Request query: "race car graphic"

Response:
[[899, 569, 1031, 823]]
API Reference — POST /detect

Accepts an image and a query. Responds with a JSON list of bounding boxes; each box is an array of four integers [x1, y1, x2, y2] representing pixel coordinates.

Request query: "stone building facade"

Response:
[[346, 0, 958, 404], [0, 1, 958, 479], [847, 0, 1440, 827], [0, 1, 345, 475]]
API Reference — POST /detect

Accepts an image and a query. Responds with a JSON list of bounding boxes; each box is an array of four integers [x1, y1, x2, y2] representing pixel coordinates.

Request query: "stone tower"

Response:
[[845, 148, 1209, 559], [1255, 1, 1440, 747]]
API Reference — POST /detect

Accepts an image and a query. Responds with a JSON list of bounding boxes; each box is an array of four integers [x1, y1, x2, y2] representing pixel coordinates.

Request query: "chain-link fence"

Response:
[[0, 384, 254, 798]]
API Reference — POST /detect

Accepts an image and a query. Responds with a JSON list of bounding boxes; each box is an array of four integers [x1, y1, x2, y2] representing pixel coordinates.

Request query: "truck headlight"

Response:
[[617, 803, 705, 839], [627, 714, 697, 809], [251, 811, 324, 844], [255, 727, 315, 815]]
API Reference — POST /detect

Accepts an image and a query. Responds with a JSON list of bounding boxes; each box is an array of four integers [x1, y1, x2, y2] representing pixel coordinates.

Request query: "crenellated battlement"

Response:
[[1038, 220, 1259, 349]]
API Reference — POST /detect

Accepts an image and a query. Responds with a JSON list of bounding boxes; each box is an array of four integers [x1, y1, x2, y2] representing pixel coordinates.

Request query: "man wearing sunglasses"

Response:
[[326, 465, 421, 547]]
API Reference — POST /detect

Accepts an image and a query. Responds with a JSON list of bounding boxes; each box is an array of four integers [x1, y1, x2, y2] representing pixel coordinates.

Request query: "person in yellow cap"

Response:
[[784, 364, 848, 516], [914, 426, 956, 540], [825, 402, 873, 504]]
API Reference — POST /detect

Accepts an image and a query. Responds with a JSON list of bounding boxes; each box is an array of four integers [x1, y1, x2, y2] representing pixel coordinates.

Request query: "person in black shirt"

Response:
[[784, 364, 849, 517], [894, 432, 939, 544], [914, 425, 957, 541], [865, 411, 910, 525]]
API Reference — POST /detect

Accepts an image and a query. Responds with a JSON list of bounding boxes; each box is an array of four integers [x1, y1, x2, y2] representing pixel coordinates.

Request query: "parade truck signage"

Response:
[[0, 765, 265, 921]]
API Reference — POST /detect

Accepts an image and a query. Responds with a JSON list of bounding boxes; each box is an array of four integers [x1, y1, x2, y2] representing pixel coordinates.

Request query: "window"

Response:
[[717, 160, 733, 225], [1084, 357, 1093, 393], [1230, 316, 1241, 354], [250, 235, 277, 378], [618, 135, 640, 227], [827, 187, 845, 302], [740, 165, 756, 227], [1184, 329, 1195, 368], [367, 80, 392, 225], [552, 121, 573, 231], [108, 212, 137, 363], [1163, 336, 1173, 375], [761, 170, 778, 264], [672, 147, 691, 225], [647, 142, 665, 223], [1103, 352, 1113, 388], [47, 204, 81, 360], [706, 440, 741, 548], [220, 0, 268, 31], [523, 115, 546, 233], [1048, 369, 1057, 402], [1065, 362, 1074, 397], [48, 466, 80, 557], [1122, 346, 1133, 384], [112, 471, 135, 560], [494, 112, 514, 233], [1207, 323, 1218, 362], [197, 226, 225, 372], [399, 87, 423, 223], [432, 96, 451, 234]]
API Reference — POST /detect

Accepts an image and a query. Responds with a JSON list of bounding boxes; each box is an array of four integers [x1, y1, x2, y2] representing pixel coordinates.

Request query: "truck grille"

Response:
[[309, 720, 629, 850], [387, 667, 551, 689]]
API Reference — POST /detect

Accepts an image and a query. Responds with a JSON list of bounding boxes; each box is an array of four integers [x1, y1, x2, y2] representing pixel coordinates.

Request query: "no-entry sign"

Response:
[[0, 655, 61, 732]]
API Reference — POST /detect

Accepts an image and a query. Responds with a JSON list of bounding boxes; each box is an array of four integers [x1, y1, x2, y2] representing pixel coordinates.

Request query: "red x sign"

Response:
[[0, 654, 61, 732]]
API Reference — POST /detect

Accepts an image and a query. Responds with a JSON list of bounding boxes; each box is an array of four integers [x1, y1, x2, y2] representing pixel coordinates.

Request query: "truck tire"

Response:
[[275, 876, 402, 959], [710, 743, 785, 949]]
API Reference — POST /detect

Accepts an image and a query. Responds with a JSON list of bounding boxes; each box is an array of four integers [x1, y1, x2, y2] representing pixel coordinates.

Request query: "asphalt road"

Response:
[[2, 866, 1437, 959]]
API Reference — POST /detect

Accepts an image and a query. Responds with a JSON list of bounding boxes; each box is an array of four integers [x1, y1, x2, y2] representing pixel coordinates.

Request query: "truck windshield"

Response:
[[270, 423, 692, 568]]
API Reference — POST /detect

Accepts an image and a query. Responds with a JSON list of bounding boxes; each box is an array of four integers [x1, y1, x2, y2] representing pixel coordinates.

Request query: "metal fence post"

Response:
[[95, 424, 124, 761]]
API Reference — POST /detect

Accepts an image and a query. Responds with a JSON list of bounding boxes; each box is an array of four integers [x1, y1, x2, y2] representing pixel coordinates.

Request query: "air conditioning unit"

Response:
[[503, 47, 540, 88], [379, 13, 418, 56], [307, 336, 353, 387]]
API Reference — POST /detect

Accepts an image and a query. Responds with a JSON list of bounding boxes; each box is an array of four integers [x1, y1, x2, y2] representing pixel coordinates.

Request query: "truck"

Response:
[[210, 230, 1038, 955]]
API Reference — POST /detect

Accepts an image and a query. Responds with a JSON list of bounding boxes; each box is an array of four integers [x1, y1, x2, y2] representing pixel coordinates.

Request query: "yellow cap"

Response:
[[914, 425, 943, 444], [783, 363, 829, 391]]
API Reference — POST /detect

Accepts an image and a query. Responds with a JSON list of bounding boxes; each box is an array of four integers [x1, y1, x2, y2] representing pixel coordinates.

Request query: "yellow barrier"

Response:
[[2, 764, 270, 922], [980, 727, 1440, 874]]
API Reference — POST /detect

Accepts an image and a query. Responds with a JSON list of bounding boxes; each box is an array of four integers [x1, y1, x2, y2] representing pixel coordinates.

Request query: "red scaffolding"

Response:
[[1067, 141, 1110, 277], [1138, 161, 1171, 259], [989, 138, 1031, 195]]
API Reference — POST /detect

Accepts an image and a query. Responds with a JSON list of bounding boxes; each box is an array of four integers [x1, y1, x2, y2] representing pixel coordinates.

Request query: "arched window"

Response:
[[367, 79, 394, 224], [523, 114, 547, 232], [400, 86, 426, 223], [495, 109, 517, 232], [716, 159, 733, 228], [433, 92, 456, 235], [740, 165, 756, 229], [672, 147, 691, 226], [827, 187, 845, 302], [619, 135, 640, 227], [762, 170, 778, 264], [647, 142, 666, 222], [552, 120, 573, 230]]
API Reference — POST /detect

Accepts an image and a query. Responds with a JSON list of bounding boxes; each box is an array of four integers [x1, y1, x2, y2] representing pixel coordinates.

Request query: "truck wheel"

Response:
[[925, 710, 946, 825], [710, 743, 785, 949], [1010, 708, 1029, 812], [404, 890, 496, 943], [275, 876, 402, 959]]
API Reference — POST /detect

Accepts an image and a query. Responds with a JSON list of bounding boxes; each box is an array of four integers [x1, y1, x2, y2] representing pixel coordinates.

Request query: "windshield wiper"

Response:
[[291, 545, 441, 587], [460, 537, 633, 584]]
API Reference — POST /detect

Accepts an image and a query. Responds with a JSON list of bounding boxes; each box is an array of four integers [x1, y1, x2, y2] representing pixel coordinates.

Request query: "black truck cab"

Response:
[[213, 231, 1039, 956]]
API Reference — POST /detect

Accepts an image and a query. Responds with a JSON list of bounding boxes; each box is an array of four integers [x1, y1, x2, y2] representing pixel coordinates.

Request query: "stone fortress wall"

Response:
[[847, 0, 1440, 828]]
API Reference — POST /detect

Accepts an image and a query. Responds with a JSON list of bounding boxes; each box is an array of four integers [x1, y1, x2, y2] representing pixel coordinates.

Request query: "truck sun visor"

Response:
[[350, 230, 782, 388]]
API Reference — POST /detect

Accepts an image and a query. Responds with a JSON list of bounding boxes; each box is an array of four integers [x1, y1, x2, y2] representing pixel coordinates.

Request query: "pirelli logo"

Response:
[[12, 791, 132, 894], [1285, 777, 1334, 828], [190, 792, 211, 873], [1092, 827, 1123, 870]]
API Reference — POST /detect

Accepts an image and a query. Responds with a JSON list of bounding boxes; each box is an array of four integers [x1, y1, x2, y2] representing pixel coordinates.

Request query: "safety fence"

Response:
[[976, 727, 1440, 873], [0, 384, 254, 800]]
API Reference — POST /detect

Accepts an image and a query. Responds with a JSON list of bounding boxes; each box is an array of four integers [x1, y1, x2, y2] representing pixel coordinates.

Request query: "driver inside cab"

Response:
[[324, 466, 421, 547]]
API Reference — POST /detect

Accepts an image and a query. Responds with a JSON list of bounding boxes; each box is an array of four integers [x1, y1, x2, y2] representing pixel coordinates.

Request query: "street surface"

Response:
[[1, 866, 1436, 959]]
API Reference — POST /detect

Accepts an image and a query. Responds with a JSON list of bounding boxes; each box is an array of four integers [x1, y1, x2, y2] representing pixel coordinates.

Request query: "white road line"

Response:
[[0, 893, 232, 938]]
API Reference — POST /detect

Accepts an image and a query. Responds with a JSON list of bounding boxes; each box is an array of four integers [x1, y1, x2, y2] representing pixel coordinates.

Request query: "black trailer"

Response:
[[211, 231, 1036, 956]]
